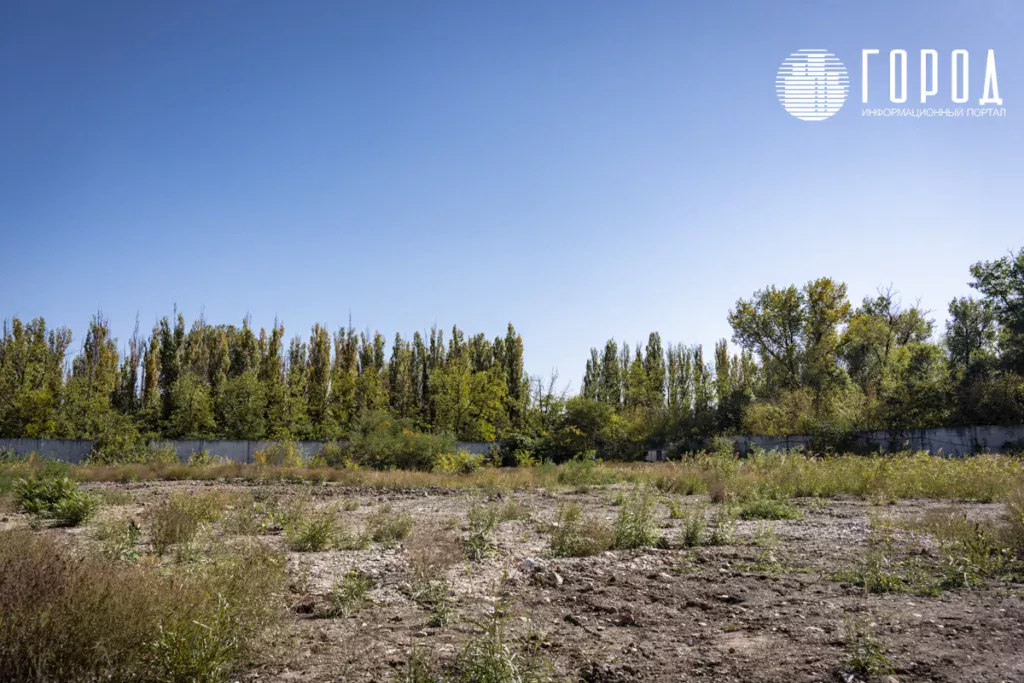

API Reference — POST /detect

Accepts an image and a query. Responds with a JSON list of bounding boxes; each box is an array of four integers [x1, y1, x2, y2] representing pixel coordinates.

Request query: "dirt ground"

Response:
[[8, 481, 1024, 683]]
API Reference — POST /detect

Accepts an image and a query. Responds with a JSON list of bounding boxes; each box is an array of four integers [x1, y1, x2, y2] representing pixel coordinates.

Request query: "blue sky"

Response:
[[1, 1, 1020, 389]]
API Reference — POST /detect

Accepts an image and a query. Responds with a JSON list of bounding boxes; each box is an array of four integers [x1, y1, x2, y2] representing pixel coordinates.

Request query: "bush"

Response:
[[311, 443, 358, 469], [464, 506, 499, 561], [550, 503, 612, 557], [0, 530, 284, 682], [345, 412, 456, 470], [433, 450, 486, 475], [14, 476, 100, 527], [677, 508, 708, 547], [253, 442, 303, 467], [187, 450, 224, 467]]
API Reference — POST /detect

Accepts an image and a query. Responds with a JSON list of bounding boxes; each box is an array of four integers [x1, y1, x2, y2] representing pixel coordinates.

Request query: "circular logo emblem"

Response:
[[776, 49, 849, 121]]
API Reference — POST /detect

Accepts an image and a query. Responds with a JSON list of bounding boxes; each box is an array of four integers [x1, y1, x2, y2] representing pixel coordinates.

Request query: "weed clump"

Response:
[[285, 510, 341, 552], [325, 570, 374, 618], [549, 503, 612, 557], [367, 505, 414, 545], [612, 486, 659, 550], [842, 614, 894, 679]]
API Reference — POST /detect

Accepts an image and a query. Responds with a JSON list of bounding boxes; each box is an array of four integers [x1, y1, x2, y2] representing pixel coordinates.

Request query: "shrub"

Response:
[[0, 531, 284, 682], [513, 449, 538, 468], [464, 506, 499, 561], [407, 523, 462, 584], [550, 503, 612, 557], [433, 450, 486, 475], [345, 412, 456, 470], [842, 614, 894, 678], [311, 443, 358, 469], [14, 476, 100, 527], [612, 486, 659, 550], [253, 442, 303, 467], [705, 507, 736, 546], [187, 450, 224, 467], [367, 505, 414, 545]]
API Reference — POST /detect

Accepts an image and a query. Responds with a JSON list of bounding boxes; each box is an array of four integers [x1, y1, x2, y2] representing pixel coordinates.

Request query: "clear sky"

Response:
[[1, 1, 1020, 390]]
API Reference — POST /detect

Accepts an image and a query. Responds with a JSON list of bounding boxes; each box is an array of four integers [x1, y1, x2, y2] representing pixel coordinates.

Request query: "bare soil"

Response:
[[8, 481, 1024, 683]]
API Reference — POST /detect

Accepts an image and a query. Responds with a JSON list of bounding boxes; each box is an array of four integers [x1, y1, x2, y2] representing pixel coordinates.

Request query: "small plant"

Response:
[[842, 614, 894, 678], [465, 506, 499, 561], [612, 486, 659, 550], [410, 578, 455, 627], [677, 508, 707, 548], [14, 476, 100, 527], [832, 532, 937, 595], [665, 499, 684, 519], [285, 511, 340, 552], [99, 518, 142, 562], [326, 570, 374, 618], [433, 450, 486, 475], [342, 498, 360, 511], [453, 601, 551, 683], [939, 525, 1012, 588], [705, 507, 736, 546], [397, 643, 442, 683], [738, 498, 804, 521], [367, 505, 414, 545], [549, 503, 612, 558]]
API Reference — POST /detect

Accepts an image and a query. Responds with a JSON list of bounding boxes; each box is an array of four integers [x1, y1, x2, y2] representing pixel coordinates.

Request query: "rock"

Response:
[[612, 612, 639, 627], [565, 614, 585, 626]]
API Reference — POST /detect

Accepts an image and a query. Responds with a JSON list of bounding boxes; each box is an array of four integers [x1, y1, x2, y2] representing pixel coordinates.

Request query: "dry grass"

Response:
[[2, 451, 1022, 504], [0, 530, 284, 682], [407, 522, 463, 583]]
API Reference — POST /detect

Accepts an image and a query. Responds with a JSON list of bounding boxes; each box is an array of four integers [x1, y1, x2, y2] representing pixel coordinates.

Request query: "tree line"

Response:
[[1, 247, 1021, 460], [0, 316, 528, 449], [580, 247, 1024, 451]]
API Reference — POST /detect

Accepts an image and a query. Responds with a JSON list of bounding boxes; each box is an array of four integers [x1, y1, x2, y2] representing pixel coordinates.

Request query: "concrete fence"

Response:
[[645, 425, 1024, 460], [0, 438, 499, 464], [728, 425, 1024, 457]]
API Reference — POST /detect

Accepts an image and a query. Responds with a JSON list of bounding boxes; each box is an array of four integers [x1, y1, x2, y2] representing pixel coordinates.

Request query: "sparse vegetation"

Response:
[[367, 504, 414, 545], [842, 614, 894, 679], [737, 498, 804, 521], [549, 503, 612, 557], [326, 570, 374, 618]]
